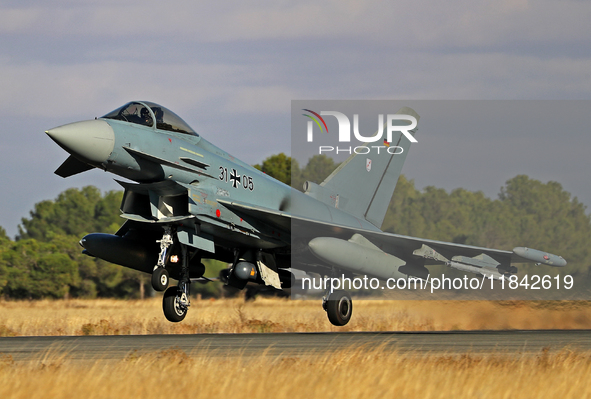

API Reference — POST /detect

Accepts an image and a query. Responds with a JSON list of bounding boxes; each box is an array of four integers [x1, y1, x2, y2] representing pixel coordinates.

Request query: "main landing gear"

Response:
[[322, 280, 353, 327], [324, 290, 353, 326]]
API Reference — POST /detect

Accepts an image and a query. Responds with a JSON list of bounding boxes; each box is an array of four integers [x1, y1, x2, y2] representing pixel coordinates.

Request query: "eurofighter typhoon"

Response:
[[45, 101, 566, 325]]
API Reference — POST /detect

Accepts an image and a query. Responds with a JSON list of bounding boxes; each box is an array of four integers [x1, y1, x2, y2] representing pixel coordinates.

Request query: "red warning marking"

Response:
[[216, 209, 221, 217]]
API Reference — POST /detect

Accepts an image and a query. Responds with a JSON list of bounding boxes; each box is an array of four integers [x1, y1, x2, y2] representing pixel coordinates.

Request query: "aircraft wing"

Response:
[[294, 215, 553, 258], [217, 199, 291, 232], [218, 199, 566, 280]]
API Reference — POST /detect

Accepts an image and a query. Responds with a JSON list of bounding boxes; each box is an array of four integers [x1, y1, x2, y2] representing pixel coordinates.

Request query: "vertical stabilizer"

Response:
[[319, 107, 419, 229]]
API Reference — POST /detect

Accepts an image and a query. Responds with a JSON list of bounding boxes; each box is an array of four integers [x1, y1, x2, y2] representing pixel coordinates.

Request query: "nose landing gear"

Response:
[[152, 227, 174, 292], [152, 267, 169, 292], [160, 235, 192, 323]]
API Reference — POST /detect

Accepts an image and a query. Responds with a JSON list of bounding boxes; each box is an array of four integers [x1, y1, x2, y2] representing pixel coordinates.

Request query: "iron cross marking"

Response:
[[229, 169, 241, 188]]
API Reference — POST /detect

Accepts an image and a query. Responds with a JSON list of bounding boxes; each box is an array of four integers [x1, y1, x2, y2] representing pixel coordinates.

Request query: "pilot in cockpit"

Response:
[[140, 107, 153, 126]]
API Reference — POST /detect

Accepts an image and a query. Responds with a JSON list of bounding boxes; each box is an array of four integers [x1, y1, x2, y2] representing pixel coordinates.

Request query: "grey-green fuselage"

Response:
[[99, 118, 379, 250]]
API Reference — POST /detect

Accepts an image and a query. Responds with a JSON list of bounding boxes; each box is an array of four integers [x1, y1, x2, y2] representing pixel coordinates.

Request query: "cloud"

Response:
[[0, 59, 258, 118], [1, 0, 589, 49], [0, 0, 589, 123], [1, 48, 590, 126]]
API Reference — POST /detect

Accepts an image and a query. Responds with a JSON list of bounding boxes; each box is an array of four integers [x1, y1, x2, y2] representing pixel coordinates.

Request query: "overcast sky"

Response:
[[1, 0, 590, 238]]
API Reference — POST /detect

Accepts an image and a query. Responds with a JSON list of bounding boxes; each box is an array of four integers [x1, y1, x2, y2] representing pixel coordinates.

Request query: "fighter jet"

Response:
[[46, 101, 566, 326]]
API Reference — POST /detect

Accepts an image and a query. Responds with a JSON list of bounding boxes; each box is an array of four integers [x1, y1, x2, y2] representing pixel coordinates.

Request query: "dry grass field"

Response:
[[0, 346, 590, 399], [2, 298, 591, 398], [1, 297, 591, 336]]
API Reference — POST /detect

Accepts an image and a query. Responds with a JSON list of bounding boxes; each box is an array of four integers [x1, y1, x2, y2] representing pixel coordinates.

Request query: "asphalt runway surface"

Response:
[[1, 330, 591, 362]]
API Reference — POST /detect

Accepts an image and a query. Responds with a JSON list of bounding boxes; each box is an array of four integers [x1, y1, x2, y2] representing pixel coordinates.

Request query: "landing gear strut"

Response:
[[162, 244, 191, 322], [152, 227, 173, 291]]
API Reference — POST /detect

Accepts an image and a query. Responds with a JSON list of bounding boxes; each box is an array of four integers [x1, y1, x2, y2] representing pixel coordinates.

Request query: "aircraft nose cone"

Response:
[[46, 120, 115, 164]]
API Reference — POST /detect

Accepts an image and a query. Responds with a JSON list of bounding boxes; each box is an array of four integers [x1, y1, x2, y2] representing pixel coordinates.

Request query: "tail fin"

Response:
[[319, 107, 419, 229]]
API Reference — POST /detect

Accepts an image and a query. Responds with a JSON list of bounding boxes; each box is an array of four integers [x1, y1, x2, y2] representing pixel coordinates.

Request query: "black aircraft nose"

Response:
[[46, 120, 115, 164]]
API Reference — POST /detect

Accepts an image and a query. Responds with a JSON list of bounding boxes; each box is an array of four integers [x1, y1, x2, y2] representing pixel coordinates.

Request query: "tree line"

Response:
[[0, 154, 589, 299]]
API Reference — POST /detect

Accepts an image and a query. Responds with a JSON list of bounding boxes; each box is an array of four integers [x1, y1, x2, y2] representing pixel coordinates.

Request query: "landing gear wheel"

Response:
[[326, 290, 352, 326], [151, 267, 169, 292], [163, 286, 187, 322]]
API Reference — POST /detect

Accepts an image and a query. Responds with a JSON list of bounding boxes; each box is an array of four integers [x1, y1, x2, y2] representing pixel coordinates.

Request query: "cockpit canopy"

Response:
[[102, 101, 198, 136]]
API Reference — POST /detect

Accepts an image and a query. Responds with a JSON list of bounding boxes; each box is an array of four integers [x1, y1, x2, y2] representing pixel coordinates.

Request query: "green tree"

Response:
[[499, 175, 591, 274], [18, 187, 123, 241], [292, 155, 339, 191], [0, 227, 9, 294], [2, 239, 79, 299], [0, 226, 8, 242], [383, 174, 591, 275], [12, 187, 149, 298], [300, 155, 338, 184], [94, 190, 125, 233], [254, 153, 293, 186]]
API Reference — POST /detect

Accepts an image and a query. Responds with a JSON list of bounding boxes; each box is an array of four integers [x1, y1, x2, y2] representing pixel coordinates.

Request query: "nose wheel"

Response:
[[151, 267, 169, 291]]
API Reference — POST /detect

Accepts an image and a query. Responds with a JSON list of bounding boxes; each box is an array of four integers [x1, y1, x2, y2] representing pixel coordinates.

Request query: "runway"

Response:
[[1, 330, 591, 362]]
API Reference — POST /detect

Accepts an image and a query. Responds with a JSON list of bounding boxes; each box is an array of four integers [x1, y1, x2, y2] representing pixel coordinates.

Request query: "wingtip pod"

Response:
[[513, 247, 567, 267]]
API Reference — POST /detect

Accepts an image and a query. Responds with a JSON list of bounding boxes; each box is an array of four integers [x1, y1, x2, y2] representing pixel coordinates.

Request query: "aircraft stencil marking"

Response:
[[218, 166, 255, 191]]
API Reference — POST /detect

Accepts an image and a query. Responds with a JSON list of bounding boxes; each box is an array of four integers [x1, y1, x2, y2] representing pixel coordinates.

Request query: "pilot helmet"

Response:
[[140, 107, 153, 125]]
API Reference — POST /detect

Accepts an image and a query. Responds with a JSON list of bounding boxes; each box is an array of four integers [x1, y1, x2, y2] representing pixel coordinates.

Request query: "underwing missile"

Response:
[[512, 247, 567, 267], [447, 261, 506, 280], [308, 237, 406, 280]]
